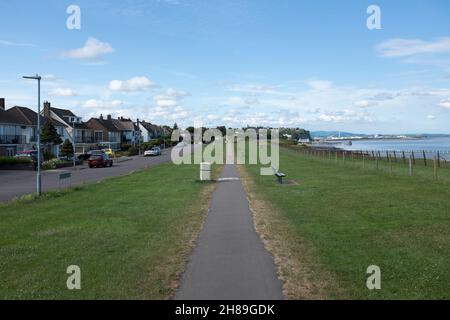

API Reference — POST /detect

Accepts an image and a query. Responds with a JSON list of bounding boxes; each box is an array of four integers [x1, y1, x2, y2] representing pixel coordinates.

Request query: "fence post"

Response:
[[389, 155, 392, 174], [402, 151, 406, 165], [434, 155, 438, 180], [423, 150, 427, 166], [362, 153, 365, 169], [412, 151, 416, 165], [437, 151, 441, 168], [409, 155, 413, 176]]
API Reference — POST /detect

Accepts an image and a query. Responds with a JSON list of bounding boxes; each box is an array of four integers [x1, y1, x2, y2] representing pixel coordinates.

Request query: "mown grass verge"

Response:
[[242, 146, 450, 299], [0, 162, 221, 299]]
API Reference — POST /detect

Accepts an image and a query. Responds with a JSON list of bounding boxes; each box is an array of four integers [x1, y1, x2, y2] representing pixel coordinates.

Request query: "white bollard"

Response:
[[200, 162, 211, 181]]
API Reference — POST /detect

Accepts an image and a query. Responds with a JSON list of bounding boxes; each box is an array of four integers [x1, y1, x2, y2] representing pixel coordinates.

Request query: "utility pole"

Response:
[[23, 74, 42, 196]]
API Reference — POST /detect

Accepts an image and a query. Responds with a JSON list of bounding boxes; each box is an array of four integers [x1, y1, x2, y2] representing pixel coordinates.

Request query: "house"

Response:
[[86, 114, 121, 151], [43, 102, 95, 153], [298, 138, 311, 144], [112, 117, 141, 146], [0, 98, 36, 156], [138, 120, 164, 142], [0, 98, 66, 156]]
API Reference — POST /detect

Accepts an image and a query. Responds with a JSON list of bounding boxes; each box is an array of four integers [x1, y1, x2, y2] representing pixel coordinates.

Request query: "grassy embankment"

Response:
[[241, 145, 450, 299], [0, 161, 221, 299]]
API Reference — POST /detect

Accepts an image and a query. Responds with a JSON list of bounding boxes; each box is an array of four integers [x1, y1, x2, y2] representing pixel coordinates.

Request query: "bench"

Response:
[[275, 172, 286, 184]]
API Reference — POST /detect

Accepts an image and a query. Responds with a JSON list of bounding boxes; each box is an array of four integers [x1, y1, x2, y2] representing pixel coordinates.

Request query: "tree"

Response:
[[41, 120, 62, 144], [173, 122, 178, 130], [186, 126, 195, 135], [59, 139, 74, 158], [216, 126, 227, 137]]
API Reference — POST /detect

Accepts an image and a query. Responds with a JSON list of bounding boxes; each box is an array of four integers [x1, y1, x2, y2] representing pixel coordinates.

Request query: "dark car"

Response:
[[77, 152, 92, 161], [87, 153, 113, 168], [15, 150, 44, 170]]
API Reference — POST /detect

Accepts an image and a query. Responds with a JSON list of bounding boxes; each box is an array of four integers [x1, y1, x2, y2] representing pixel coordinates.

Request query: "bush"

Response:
[[42, 159, 69, 170], [0, 157, 32, 165], [121, 143, 132, 151], [128, 146, 139, 156]]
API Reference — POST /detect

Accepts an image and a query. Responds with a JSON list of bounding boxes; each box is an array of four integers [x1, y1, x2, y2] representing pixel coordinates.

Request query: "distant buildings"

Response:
[[0, 97, 167, 156]]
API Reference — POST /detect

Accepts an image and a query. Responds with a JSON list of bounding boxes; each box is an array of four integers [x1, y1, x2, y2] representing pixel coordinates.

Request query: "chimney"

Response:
[[43, 101, 51, 118], [0, 98, 5, 111], [100, 114, 104, 120], [107, 114, 112, 121]]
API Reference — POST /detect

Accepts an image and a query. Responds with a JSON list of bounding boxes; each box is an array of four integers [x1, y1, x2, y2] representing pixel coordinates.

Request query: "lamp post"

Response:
[[23, 74, 42, 196], [72, 119, 76, 167]]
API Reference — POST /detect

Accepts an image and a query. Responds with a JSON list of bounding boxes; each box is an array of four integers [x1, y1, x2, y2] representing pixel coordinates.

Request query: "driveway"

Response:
[[0, 149, 174, 203]]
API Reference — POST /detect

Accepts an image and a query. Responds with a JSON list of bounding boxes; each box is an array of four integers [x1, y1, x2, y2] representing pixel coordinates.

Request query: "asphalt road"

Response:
[[0, 149, 174, 203], [175, 143, 283, 300]]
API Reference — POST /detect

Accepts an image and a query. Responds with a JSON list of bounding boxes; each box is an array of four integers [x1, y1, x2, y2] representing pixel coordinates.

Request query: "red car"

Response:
[[87, 153, 113, 168]]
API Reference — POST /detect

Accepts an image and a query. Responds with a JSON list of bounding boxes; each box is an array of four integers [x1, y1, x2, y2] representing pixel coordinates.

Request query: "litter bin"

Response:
[[200, 162, 211, 181]]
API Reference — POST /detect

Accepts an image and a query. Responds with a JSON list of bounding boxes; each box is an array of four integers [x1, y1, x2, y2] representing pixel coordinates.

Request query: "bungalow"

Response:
[[43, 101, 95, 153], [138, 120, 164, 143], [86, 114, 121, 151], [112, 117, 141, 146]]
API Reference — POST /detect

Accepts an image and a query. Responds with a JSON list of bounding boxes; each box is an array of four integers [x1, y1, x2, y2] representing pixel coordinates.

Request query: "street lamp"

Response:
[[72, 119, 76, 167], [23, 74, 42, 196]]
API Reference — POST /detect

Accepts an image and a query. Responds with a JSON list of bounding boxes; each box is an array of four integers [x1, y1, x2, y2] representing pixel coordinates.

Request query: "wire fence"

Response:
[[289, 146, 450, 181]]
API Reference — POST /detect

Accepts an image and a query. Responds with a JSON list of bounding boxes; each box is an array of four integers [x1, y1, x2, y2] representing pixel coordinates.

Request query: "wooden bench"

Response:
[[275, 172, 286, 184]]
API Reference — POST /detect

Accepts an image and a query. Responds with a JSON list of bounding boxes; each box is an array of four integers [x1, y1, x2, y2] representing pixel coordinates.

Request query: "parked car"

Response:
[[144, 147, 162, 157], [87, 153, 113, 168], [102, 148, 115, 157], [16, 150, 44, 162], [77, 152, 92, 161]]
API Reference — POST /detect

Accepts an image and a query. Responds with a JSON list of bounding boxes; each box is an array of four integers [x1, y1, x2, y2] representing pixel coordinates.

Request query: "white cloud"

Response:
[[439, 98, 450, 109], [49, 88, 77, 97], [153, 88, 190, 108], [63, 37, 114, 60], [42, 74, 58, 82], [316, 109, 374, 123], [377, 37, 450, 58], [307, 80, 332, 90], [82, 99, 123, 108], [108, 76, 154, 92], [353, 100, 373, 108], [227, 83, 282, 95], [147, 88, 191, 122], [427, 115, 436, 120], [0, 39, 35, 47]]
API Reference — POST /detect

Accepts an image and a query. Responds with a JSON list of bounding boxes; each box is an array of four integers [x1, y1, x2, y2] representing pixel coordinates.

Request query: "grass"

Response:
[[0, 161, 220, 299], [286, 145, 450, 182], [242, 145, 450, 299]]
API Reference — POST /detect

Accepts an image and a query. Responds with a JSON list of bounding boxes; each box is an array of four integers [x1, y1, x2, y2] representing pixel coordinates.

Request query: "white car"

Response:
[[144, 147, 162, 157]]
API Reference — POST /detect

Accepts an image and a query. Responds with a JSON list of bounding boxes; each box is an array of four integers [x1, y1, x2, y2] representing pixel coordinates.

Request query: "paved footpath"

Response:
[[175, 143, 283, 300]]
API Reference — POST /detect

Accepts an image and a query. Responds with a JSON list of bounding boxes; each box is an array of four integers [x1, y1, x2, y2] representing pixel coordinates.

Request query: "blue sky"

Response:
[[1, 0, 450, 133]]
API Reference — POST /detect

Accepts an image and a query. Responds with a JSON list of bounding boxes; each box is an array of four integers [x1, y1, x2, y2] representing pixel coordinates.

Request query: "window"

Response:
[[94, 131, 103, 142]]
